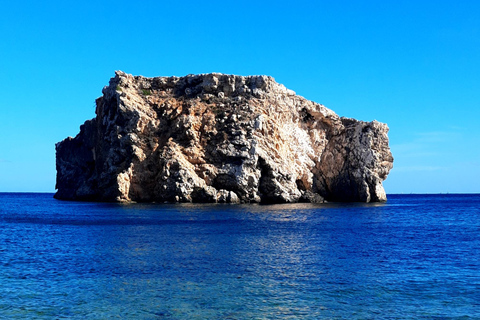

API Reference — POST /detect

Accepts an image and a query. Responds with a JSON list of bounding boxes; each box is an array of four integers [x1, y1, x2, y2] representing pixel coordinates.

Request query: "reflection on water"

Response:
[[0, 193, 479, 319]]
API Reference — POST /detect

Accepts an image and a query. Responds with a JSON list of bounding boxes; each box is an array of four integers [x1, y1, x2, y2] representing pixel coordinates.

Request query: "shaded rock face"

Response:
[[55, 71, 393, 203]]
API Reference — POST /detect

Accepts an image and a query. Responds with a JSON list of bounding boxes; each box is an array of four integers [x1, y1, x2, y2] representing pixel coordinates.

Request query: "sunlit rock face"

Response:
[[55, 71, 393, 203]]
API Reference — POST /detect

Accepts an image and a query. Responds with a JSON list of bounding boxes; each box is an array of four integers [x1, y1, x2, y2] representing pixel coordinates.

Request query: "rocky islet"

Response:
[[55, 71, 393, 203]]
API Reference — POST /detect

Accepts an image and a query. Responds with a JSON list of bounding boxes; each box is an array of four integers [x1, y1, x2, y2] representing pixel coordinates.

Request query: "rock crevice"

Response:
[[55, 71, 393, 203]]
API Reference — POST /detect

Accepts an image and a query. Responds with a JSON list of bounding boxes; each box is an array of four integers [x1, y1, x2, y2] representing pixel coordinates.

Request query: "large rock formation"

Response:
[[55, 71, 393, 203]]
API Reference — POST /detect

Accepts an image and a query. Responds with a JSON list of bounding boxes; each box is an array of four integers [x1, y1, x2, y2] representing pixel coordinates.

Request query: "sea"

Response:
[[0, 193, 479, 319]]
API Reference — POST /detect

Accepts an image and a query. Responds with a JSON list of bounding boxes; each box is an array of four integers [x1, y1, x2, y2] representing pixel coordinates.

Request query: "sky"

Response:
[[1, 0, 479, 194]]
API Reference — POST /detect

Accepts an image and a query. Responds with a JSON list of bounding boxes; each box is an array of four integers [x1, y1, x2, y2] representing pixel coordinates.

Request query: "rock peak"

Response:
[[55, 72, 393, 203]]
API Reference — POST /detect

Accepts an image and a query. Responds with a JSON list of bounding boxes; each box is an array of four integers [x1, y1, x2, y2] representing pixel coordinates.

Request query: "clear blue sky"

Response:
[[1, 0, 479, 194]]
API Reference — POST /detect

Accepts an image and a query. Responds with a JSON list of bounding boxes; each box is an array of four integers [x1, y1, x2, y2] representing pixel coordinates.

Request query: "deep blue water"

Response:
[[0, 193, 479, 319]]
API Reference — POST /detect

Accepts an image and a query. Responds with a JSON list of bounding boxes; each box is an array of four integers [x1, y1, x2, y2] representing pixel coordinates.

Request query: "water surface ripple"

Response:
[[0, 193, 479, 319]]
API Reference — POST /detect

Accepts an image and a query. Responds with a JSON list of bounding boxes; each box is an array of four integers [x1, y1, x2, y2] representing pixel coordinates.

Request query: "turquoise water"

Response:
[[0, 193, 479, 319]]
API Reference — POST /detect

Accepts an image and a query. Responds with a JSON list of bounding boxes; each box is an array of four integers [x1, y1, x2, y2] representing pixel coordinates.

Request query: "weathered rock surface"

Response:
[[55, 71, 393, 203]]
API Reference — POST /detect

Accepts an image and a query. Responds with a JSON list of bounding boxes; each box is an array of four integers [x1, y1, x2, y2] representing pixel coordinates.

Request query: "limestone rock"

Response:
[[55, 71, 393, 203]]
